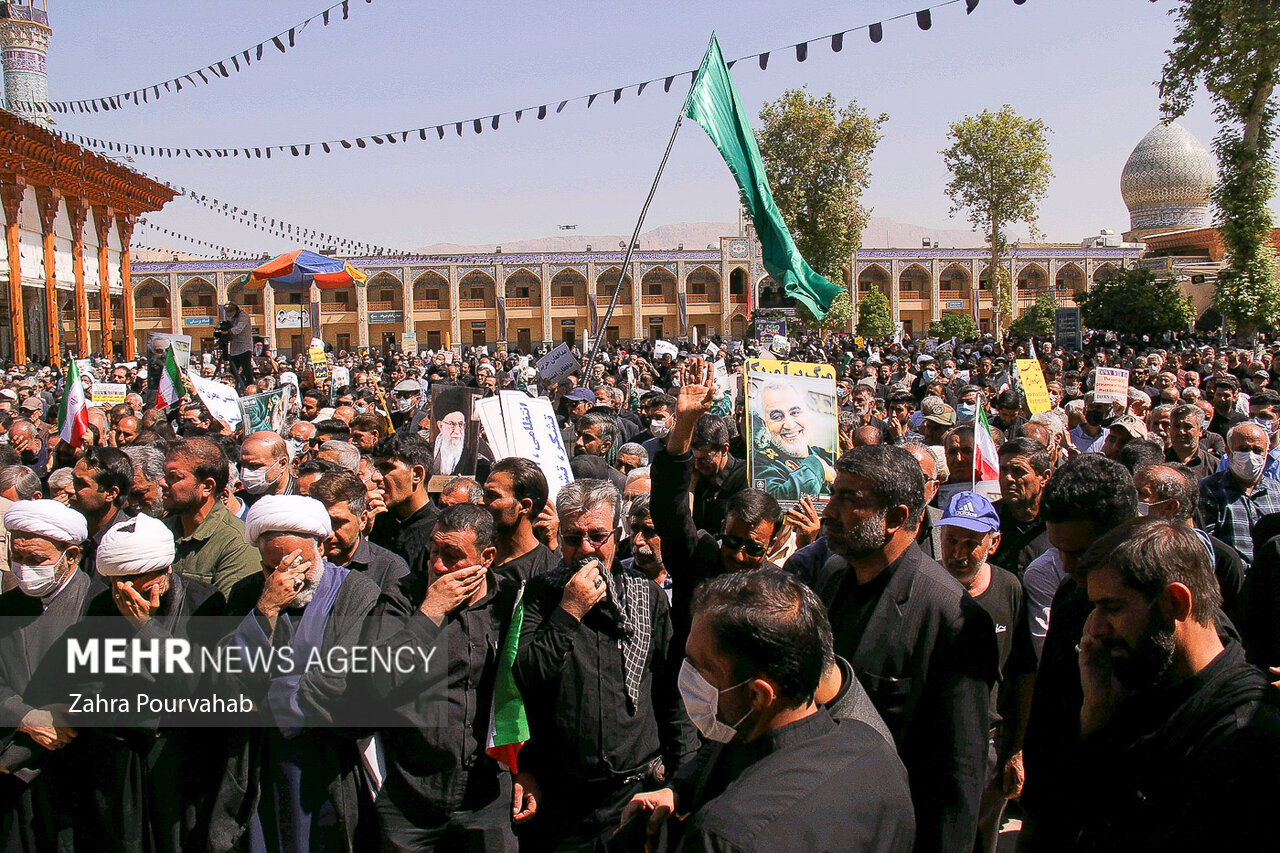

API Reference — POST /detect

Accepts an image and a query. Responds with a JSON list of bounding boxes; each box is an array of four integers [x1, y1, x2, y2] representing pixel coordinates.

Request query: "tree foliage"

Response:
[[930, 311, 978, 340], [856, 287, 895, 339], [1157, 0, 1280, 335], [798, 288, 854, 338], [1010, 292, 1059, 339], [757, 88, 887, 284], [941, 106, 1053, 338], [1075, 265, 1195, 335]]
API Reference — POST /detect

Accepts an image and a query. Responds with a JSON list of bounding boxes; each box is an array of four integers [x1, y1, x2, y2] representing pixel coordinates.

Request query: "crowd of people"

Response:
[[0, 314, 1277, 853]]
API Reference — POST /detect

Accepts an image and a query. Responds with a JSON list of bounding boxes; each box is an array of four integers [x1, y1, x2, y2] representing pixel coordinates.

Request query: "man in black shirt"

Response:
[[369, 433, 439, 568], [1073, 520, 1280, 850], [935, 490, 1037, 853], [309, 470, 409, 593], [369, 504, 525, 851], [688, 414, 748, 536], [651, 370, 784, 652], [818, 445, 997, 853], [991, 437, 1053, 577], [514, 478, 697, 852], [622, 569, 914, 852], [482, 457, 559, 583], [1019, 454, 1136, 852]]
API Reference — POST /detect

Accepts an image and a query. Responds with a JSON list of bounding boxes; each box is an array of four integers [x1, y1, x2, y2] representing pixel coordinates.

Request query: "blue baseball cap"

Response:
[[936, 491, 1001, 534]]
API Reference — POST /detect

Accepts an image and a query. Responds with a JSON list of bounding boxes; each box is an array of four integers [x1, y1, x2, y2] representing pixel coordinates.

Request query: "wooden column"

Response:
[[33, 185, 60, 366], [66, 197, 89, 357], [93, 206, 113, 360], [1, 178, 26, 364], [116, 215, 136, 361]]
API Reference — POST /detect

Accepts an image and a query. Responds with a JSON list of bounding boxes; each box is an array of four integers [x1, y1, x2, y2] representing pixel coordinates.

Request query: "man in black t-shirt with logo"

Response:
[[936, 490, 1037, 853]]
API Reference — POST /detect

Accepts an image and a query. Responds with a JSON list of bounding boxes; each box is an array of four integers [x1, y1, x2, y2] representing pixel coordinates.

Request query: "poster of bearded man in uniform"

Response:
[[428, 384, 479, 478], [745, 359, 838, 509]]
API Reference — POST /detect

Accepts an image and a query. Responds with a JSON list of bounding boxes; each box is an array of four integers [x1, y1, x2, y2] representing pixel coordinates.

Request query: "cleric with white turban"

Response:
[[3, 499, 88, 598], [4, 499, 88, 546], [244, 495, 333, 610], [244, 495, 333, 549], [96, 514, 175, 577]]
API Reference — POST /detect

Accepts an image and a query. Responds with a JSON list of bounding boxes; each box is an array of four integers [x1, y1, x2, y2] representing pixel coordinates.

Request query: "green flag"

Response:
[[683, 34, 843, 320]]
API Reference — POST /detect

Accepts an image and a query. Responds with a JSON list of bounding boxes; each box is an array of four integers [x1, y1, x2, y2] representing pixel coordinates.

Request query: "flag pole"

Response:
[[581, 109, 686, 379], [972, 411, 979, 489]]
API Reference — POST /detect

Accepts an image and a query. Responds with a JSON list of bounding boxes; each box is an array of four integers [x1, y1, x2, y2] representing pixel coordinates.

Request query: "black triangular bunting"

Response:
[[759, 52, 769, 70], [796, 43, 808, 61], [869, 22, 883, 43]]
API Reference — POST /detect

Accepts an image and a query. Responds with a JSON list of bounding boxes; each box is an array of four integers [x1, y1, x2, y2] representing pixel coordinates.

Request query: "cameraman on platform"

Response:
[[222, 300, 254, 393]]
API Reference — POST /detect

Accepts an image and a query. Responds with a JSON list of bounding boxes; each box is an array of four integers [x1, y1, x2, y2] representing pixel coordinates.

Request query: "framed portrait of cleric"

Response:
[[145, 332, 192, 393], [744, 358, 838, 510], [428, 384, 479, 481]]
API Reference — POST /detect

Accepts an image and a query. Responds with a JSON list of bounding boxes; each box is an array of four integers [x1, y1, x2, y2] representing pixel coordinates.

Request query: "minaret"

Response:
[[0, 1, 51, 125]]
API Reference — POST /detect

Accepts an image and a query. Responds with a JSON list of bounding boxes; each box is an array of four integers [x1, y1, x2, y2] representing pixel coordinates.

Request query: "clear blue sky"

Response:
[[41, 0, 1270, 254]]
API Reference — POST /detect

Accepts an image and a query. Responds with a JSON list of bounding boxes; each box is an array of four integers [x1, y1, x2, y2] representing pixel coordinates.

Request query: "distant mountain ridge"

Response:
[[134, 216, 992, 264]]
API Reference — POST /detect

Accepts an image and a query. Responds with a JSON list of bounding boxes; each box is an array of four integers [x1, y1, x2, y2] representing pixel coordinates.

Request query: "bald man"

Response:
[[238, 431, 295, 508], [852, 425, 883, 448], [112, 415, 140, 448]]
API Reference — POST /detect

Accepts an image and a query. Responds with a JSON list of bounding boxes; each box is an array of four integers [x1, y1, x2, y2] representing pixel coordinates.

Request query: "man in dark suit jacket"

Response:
[[817, 445, 998, 853]]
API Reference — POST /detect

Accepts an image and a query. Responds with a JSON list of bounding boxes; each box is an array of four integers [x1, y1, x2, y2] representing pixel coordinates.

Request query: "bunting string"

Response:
[[54, 0, 1001, 160], [4, 1, 376, 117], [134, 218, 258, 260], [136, 167, 409, 255]]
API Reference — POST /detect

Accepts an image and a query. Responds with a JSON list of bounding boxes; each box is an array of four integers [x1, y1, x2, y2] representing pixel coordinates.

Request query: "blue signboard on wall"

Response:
[[186, 316, 214, 327], [369, 310, 403, 324]]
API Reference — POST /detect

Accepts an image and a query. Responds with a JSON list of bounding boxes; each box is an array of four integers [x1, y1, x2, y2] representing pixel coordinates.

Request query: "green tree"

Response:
[[929, 311, 978, 340], [941, 106, 1054, 338], [1076, 265, 1195, 335], [798, 289, 854, 339], [856, 287, 895, 339], [1010, 292, 1059, 339], [1156, 0, 1280, 336], [757, 88, 887, 284]]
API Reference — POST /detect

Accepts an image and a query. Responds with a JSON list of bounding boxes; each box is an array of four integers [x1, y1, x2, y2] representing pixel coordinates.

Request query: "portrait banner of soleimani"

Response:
[[744, 358, 838, 510]]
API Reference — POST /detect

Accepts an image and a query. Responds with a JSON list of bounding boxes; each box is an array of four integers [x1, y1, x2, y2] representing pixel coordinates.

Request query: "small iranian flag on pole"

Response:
[[155, 346, 188, 409], [973, 406, 1000, 484], [486, 585, 529, 773], [57, 358, 89, 449]]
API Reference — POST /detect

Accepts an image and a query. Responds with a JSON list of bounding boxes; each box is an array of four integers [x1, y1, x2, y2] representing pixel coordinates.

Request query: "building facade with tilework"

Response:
[[131, 231, 1142, 356]]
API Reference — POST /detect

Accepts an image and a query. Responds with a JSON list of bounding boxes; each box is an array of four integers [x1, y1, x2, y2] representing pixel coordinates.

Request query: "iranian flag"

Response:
[[973, 406, 1000, 483], [485, 585, 528, 773], [155, 346, 188, 409], [57, 358, 89, 449]]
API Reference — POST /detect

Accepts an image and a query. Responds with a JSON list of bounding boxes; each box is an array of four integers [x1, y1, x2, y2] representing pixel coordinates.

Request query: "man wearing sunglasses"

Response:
[[651, 362, 785, 654], [514, 478, 698, 853]]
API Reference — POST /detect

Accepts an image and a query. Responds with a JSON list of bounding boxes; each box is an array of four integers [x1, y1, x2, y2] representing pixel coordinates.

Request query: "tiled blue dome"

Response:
[[1121, 120, 1216, 240]]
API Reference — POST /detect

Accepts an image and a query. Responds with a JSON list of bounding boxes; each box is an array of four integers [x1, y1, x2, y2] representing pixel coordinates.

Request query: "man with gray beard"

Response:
[[123, 445, 166, 517], [750, 381, 835, 502], [215, 495, 380, 852]]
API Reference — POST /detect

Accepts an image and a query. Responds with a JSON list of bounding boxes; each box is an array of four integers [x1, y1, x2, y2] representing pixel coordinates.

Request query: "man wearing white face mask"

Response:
[[237, 431, 295, 508], [621, 569, 913, 852], [1200, 421, 1280, 568], [0, 500, 93, 842]]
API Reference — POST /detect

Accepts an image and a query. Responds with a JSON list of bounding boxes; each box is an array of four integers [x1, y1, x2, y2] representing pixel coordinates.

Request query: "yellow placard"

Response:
[[744, 358, 837, 380], [1015, 359, 1052, 414]]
